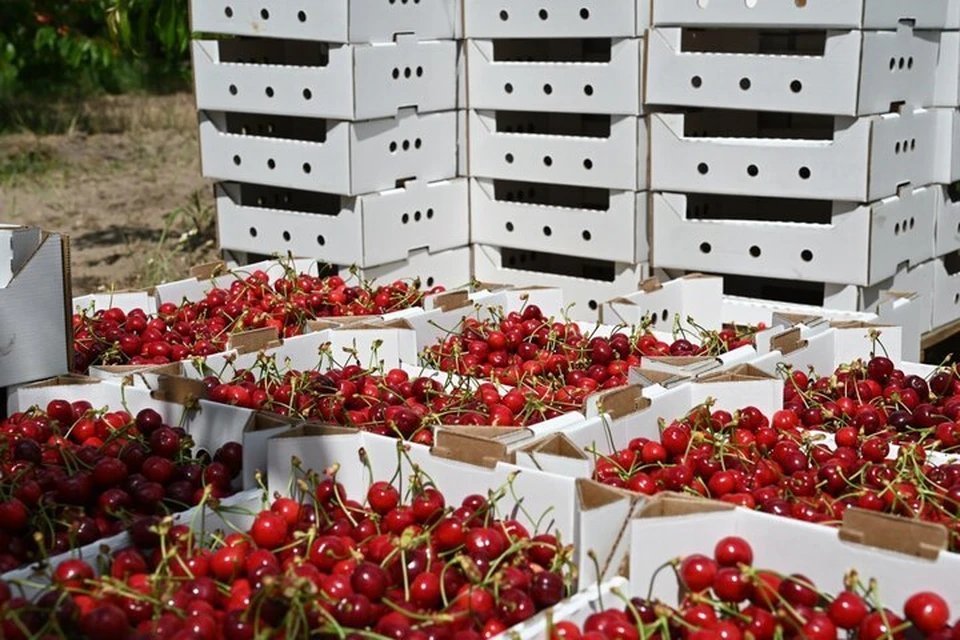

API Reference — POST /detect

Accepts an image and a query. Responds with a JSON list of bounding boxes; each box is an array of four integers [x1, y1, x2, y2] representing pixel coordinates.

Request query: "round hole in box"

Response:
[[700, 242, 712, 254], [698, 162, 709, 174], [225, 6, 234, 17], [260, 8, 269, 19], [584, 84, 594, 96], [414, 138, 422, 149], [282, 231, 291, 242], [749, 245, 761, 257], [543, 83, 553, 95], [543, 155, 553, 166], [404, 67, 412, 78], [414, 211, 422, 221], [504, 83, 513, 93], [790, 80, 803, 93], [392, 68, 400, 79], [303, 88, 312, 100], [747, 164, 759, 177], [909, 217, 915, 229], [402, 140, 410, 151], [267, 158, 276, 169], [899, 57, 905, 69], [499, 10, 509, 20], [910, 138, 916, 150], [265, 86, 274, 97], [691, 76, 703, 88], [583, 158, 593, 169], [426, 208, 434, 219], [506, 222, 514, 231], [539, 8, 548, 19], [889, 57, 896, 70], [801, 249, 813, 262], [895, 141, 901, 153], [402, 213, 410, 224], [739, 77, 751, 90], [955, 293, 960, 304], [390, 141, 398, 152], [317, 235, 325, 246], [662, 310, 669, 321], [582, 230, 592, 240], [416, 66, 423, 77], [426, 277, 435, 287], [907, 56, 914, 69], [894, 222, 901, 235], [799, 166, 811, 179], [233, 155, 242, 165], [229, 84, 238, 95], [298, 10, 307, 22], [580, 7, 590, 19], [543, 226, 553, 236], [589, 300, 598, 311], [249, 227, 258, 237], [302, 162, 312, 173], [505, 153, 514, 163]]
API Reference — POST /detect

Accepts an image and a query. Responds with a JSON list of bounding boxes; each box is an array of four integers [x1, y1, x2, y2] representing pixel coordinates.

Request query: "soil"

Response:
[[0, 93, 219, 296]]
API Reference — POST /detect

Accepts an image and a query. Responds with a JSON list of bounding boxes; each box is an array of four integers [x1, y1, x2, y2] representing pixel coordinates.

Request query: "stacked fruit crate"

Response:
[[463, 0, 649, 319], [189, 0, 470, 290], [644, 1, 955, 348]]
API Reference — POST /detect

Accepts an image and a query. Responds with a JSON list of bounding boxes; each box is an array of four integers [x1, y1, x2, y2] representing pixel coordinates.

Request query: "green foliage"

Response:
[[0, 0, 191, 100]]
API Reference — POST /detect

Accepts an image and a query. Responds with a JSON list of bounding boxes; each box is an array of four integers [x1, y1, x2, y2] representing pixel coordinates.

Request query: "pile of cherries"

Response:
[[422, 306, 757, 389], [592, 402, 960, 549], [780, 356, 960, 452], [0, 400, 241, 573], [0, 470, 572, 639], [73, 269, 437, 372], [203, 363, 590, 446], [548, 537, 956, 640]]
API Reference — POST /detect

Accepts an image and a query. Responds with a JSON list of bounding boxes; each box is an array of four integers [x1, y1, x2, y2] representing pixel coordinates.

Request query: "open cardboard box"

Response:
[[267, 425, 644, 588], [0, 226, 71, 388], [626, 493, 960, 613], [603, 274, 725, 332]]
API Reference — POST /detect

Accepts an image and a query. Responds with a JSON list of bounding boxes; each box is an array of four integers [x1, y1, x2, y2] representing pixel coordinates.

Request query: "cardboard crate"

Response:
[[933, 252, 960, 330], [650, 108, 939, 202], [467, 110, 645, 190], [193, 38, 457, 121], [936, 184, 960, 258], [933, 108, 960, 184], [464, 0, 638, 38], [824, 259, 936, 333], [350, 245, 473, 292], [473, 244, 649, 322], [934, 32, 960, 108], [214, 178, 468, 268], [651, 187, 937, 287], [646, 25, 940, 116], [466, 37, 643, 115], [198, 109, 457, 196], [189, 0, 459, 42], [651, 0, 952, 29], [469, 179, 648, 263], [0, 226, 70, 387]]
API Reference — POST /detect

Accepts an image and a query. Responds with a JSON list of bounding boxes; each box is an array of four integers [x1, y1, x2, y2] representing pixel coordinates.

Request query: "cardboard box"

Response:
[[650, 108, 940, 202], [470, 179, 648, 264], [505, 578, 631, 639], [193, 38, 456, 121], [198, 109, 457, 196], [189, 0, 459, 43], [651, 0, 952, 28], [473, 244, 649, 322], [824, 259, 936, 332], [464, 0, 637, 38], [933, 108, 960, 184], [646, 25, 941, 117], [933, 252, 960, 329], [934, 32, 960, 107], [603, 274, 725, 331], [347, 245, 473, 292], [628, 494, 960, 614], [214, 178, 469, 268], [651, 187, 937, 287], [935, 185, 960, 258], [0, 226, 71, 387], [466, 38, 643, 115], [467, 110, 645, 190]]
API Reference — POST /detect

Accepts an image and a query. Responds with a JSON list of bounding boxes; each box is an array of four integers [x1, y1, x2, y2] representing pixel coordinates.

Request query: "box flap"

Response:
[[227, 327, 282, 354], [839, 508, 947, 560], [431, 429, 512, 469]]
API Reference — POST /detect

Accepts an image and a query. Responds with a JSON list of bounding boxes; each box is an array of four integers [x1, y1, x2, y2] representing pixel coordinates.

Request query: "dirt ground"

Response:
[[0, 93, 219, 295]]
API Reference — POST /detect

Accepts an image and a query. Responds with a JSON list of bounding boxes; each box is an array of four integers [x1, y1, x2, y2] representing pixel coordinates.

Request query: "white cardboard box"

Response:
[[933, 253, 960, 329], [604, 274, 725, 332], [198, 109, 457, 196], [650, 108, 939, 202], [189, 0, 459, 43], [464, 0, 637, 38], [348, 245, 473, 292], [825, 259, 937, 332], [934, 32, 960, 107], [651, 0, 952, 29], [466, 38, 643, 115], [651, 187, 937, 287], [936, 184, 960, 257], [467, 110, 645, 190], [193, 38, 457, 121], [933, 108, 960, 184], [0, 227, 70, 387], [646, 25, 941, 116], [470, 179, 648, 263], [214, 178, 469, 268], [473, 244, 649, 321]]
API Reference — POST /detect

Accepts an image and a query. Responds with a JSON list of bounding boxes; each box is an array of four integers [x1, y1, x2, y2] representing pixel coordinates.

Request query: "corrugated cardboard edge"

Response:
[[189, 260, 228, 281], [431, 429, 513, 469], [148, 374, 209, 406], [639, 276, 663, 293], [522, 432, 589, 460], [839, 508, 947, 560], [768, 327, 808, 355], [227, 327, 282, 354], [592, 384, 652, 420], [22, 373, 101, 389]]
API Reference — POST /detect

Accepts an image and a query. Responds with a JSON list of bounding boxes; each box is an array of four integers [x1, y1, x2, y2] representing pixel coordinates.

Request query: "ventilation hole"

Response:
[[414, 211, 422, 221], [909, 217, 915, 229], [500, 10, 509, 20], [233, 155, 242, 165], [539, 8, 549, 19], [505, 153, 514, 163], [894, 222, 901, 235], [390, 141, 398, 153], [426, 277, 435, 287], [282, 231, 291, 242], [650, 315, 658, 326], [889, 57, 896, 70], [426, 208, 434, 219], [267, 158, 276, 169], [790, 80, 802, 93], [662, 310, 669, 322], [895, 142, 901, 154], [543, 226, 553, 236], [393, 68, 400, 79], [265, 86, 274, 97], [229, 84, 238, 95], [402, 139, 410, 151], [298, 11, 307, 22], [801, 249, 813, 262], [580, 7, 590, 18], [700, 242, 712, 254], [698, 162, 709, 174], [302, 163, 312, 174], [583, 158, 593, 169], [302, 88, 312, 100], [416, 66, 423, 77], [543, 155, 553, 166], [582, 230, 592, 241], [225, 6, 234, 17], [543, 84, 553, 95], [589, 300, 599, 311], [749, 245, 762, 257], [799, 166, 811, 179], [506, 222, 515, 232], [402, 213, 410, 224], [504, 83, 513, 93], [739, 77, 751, 90], [249, 227, 258, 237], [584, 84, 594, 96], [260, 8, 269, 19], [910, 138, 916, 150], [907, 57, 914, 69], [898, 57, 905, 69], [404, 67, 412, 78], [691, 76, 703, 88], [747, 164, 759, 177], [955, 293, 960, 304]]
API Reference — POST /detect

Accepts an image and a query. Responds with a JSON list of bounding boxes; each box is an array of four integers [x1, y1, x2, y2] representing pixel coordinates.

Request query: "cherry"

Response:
[[250, 512, 288, 550], [905, 592, 951, 635], [679, 554, 717, 592]]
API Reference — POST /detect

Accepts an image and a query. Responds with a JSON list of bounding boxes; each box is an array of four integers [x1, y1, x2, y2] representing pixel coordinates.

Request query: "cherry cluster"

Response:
[[73, 269, 437, 372], [592, 402, 960, 549], [548, 537, 956, 640], [422, 306, 757, 390], [0, 400, 241, 573], [203, 364, 591, 447], [0, 471, 572, 640], [781, 356, 960, 451]]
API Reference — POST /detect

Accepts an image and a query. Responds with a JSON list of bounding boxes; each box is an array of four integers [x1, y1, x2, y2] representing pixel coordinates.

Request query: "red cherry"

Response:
[[679, 554, 717, 592], [905, 592, 951, 635]]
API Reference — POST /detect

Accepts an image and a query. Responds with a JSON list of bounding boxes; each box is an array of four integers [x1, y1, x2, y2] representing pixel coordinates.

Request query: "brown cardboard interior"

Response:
[[593, 384, 652, 420], [768, 327, 808, 355], [189, 260, 229, 280], [523, 432, 589, 460], [24, 374, 101, 389], [839, 508, 948, 560], [227, 327, 282, 354], [431, 429, 512, 469], [696, 363, 775, 383]]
